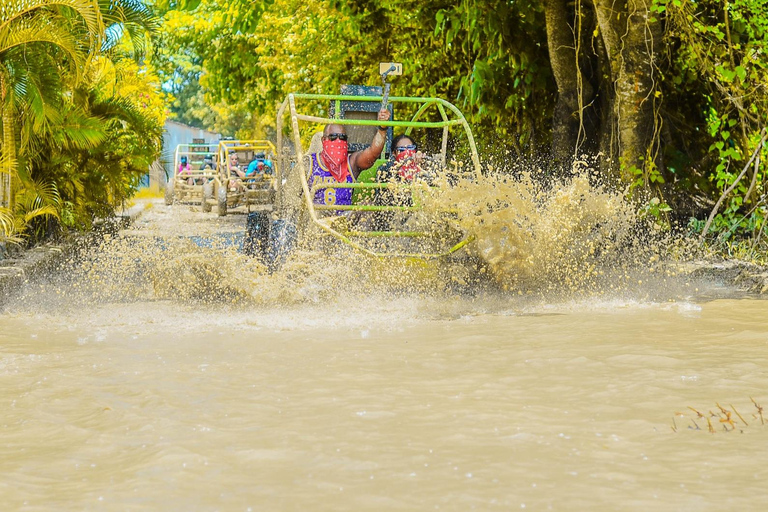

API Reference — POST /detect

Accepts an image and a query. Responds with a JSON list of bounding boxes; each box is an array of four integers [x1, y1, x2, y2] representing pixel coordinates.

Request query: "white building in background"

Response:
[[145, 120, 220, 188]]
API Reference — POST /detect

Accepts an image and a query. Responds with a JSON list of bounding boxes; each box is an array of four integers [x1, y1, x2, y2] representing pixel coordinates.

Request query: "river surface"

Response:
[[1, 202, 767, 511]]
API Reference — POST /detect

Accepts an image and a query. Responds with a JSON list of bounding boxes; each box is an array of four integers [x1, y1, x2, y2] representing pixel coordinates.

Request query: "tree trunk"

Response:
[[593, 26, 618, 177], [596, 0, 662, 181], [546, 0, 663, 183], [0, 70, 15, 210], [545, 0, 601, 171], [593, 0, 621, 176], [544, 0, 584, 168]]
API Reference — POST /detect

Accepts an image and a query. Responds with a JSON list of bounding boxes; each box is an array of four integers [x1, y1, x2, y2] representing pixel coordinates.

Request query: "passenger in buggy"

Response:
[[246, 152, 273, 177]]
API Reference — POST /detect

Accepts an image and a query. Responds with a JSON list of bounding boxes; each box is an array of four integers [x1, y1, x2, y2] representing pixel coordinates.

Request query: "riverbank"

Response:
[[0, 200, 155, 308], [672, 259, 768, 295]]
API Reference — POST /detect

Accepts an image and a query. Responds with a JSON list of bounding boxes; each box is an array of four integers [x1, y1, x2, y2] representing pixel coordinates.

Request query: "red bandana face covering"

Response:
[[395, 149, 419, 180], [321, 139, 350, 181]]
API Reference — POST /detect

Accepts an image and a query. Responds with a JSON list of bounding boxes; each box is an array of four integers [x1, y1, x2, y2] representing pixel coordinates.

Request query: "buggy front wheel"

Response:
[[217, 185, 228, 216], [202, 182, 213, 212]]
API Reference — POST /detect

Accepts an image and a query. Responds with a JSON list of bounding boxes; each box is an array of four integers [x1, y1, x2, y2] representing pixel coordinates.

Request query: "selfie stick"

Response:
[[381, 64, 396, 109]]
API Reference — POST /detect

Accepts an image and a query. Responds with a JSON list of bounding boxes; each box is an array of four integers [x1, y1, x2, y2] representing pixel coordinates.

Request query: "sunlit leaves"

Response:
[[156, 0, 553, 148], [151, 0, 201, 11], [1, 0, 166, 240]]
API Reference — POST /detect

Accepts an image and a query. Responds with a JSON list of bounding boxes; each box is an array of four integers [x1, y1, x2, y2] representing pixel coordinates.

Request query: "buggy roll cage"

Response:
[[217, 140, 277, 184], [275, 93, 482, 260], [171, 143, 219, 188]]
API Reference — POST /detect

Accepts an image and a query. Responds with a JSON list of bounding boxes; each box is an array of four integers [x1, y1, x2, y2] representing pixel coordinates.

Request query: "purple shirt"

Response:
[[308, 153, 354, 206]]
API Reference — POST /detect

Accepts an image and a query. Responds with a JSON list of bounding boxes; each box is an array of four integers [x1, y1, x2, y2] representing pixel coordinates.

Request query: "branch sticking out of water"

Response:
[[716, 403, 735, 429], [730, 404, 748, 426], [751, 397, 764, 425], [677, 399, 763, 434]]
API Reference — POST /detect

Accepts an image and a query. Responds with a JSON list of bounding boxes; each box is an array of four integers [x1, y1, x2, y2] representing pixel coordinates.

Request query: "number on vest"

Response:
[[324, 187, 336, 205]]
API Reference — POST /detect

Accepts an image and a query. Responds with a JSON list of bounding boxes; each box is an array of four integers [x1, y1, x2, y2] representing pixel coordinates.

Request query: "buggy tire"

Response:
[[202, 182, 213, 212], [164, 182, 174, 205], [244, 211, 271, 259], [267, 219, 297, 273], [217, 185, 227, 216]]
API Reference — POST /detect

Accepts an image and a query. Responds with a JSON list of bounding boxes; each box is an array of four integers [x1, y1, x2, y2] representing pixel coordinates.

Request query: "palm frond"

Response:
[[100, 0, 159, 59], [0, 206, 19, 238], [15, 175, 60, 207], [0, 13, 84, 80], [13, 176, 61, 230], [91, 95, 161, 145], [21, 204, 59, 223], [54, 105, 107, 150], [11, 57, 65, 136], [0, 0, 104, 49]]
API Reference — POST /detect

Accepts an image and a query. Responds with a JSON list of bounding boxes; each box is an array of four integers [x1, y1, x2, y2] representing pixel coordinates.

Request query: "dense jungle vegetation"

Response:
[[2, 0, 768, 258], [0, 0, 166, 245]]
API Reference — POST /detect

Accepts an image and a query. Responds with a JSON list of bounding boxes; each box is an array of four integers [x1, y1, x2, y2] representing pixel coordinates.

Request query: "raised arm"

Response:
[[349, 108, 391, 178]]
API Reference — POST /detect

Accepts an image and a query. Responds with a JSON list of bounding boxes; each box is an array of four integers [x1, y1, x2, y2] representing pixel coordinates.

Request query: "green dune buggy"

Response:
[[245, 84, 482, 275]]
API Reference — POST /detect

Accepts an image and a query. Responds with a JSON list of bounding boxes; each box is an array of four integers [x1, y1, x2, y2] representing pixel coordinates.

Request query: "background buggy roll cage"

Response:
[[216, 140, 277, 189], [172, 143, 219, 182], [274, 93, 482, 260]]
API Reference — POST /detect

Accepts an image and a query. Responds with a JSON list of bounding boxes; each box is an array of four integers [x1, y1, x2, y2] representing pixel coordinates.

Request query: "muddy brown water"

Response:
[[1, 202, 767, 511]]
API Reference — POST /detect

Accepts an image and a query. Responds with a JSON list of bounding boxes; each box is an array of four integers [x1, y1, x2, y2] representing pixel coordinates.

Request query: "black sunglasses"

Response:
[[324, 133, 348, 141], [395, 145, 417, 152]]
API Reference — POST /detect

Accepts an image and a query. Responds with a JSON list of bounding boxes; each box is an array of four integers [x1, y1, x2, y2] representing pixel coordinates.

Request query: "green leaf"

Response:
[[717, 65, 736, 82]]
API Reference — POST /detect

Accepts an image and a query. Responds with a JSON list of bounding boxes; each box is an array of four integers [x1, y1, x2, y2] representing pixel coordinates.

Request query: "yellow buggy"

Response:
[[212, 140, 277, 216], [164, 143, 218, 210]]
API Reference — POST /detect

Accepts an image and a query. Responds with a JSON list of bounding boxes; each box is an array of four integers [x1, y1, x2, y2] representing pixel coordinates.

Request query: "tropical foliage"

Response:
[[3, 0, 768, 252], [154, 0, 768, 250], [0, 0, 165, 245]]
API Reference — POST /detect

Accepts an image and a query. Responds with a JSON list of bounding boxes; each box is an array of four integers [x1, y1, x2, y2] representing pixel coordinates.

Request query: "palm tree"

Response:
[[0, 1, 159, 242], [0, 1, 104, 211]]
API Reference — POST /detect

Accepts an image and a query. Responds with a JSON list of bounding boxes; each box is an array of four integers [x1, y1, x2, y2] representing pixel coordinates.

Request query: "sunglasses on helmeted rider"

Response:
[[324, 133, 348, 141], [395, 145, 418, 152]]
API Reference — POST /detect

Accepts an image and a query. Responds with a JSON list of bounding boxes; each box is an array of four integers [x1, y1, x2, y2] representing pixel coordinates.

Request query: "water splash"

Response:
[[7, 161, 713, 322], [422, 162, 673, 296]]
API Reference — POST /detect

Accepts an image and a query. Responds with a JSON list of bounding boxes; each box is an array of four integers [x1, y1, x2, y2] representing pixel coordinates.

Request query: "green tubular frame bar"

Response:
[[275, 93, 481, 260]]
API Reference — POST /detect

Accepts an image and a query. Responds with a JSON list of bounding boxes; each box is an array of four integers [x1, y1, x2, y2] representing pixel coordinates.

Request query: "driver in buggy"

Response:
[[178, 156, 191, 175], [307, 108, 391, 207], [178, 156, 198, 185], [246, 152, 274, 177], [227, 151, 246, 192], [200, 155, 217, 171], [228, 151, 245, 178]]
